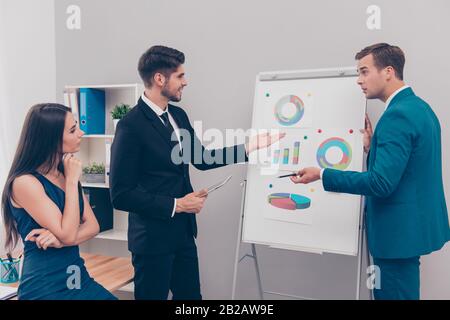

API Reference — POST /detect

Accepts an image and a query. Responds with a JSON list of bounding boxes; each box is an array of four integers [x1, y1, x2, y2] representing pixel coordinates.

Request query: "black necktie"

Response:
[[160, 112, 174, 133], [160, 112, 182, 154]]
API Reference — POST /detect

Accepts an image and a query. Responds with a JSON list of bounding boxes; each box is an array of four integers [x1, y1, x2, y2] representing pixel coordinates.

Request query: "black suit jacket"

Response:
[[109, 98, 248, 254]]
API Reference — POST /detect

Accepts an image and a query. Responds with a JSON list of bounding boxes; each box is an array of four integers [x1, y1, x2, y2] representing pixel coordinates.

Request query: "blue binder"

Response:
[[79, 88, 105, 134]]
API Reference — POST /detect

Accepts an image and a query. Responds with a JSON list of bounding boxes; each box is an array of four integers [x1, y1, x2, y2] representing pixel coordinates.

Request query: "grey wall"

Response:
[[54, 0, 450, 299], [0, 0, 56, 257]]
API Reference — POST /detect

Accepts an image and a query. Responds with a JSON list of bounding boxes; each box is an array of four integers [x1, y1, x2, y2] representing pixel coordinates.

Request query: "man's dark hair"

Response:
[[355, 43, 405, 80], [138, 45, 185, 87]]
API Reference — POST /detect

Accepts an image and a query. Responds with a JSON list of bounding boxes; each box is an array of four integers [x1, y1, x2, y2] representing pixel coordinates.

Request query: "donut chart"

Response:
[[268, 193, 311, 211], [316, 137, 352, 170], [274, 95, 305, 126]]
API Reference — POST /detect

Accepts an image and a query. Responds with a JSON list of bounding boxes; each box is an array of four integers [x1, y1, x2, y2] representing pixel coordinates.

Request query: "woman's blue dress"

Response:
[[10, 172, 117, 300]]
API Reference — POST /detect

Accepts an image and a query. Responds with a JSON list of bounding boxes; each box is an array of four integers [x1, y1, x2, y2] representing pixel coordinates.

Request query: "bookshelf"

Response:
[[64, 83, 144, 242]]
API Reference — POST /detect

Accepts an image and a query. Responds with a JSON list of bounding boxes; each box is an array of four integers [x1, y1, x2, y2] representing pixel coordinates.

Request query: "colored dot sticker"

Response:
[[349, 129, 354, 134], [318, 129, 322, 133], [266, 93, 270, 97], [269, 184, 273, 188], [304, 136, 308, 140]]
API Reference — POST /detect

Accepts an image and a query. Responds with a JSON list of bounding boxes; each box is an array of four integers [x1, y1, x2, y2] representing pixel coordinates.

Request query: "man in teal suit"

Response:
[[291, 43, 450, 300]]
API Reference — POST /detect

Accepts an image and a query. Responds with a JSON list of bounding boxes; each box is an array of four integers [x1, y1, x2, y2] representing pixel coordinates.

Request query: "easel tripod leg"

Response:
[[252, 244, 264, 300]]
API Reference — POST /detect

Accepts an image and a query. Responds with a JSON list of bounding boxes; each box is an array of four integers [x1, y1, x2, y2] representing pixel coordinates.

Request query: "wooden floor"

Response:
[[80, 252, 134, 293]]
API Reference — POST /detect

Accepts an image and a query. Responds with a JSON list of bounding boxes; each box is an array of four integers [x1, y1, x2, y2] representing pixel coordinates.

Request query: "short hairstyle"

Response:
[[355, 43, 405, 80], [138, 45, 185, 87]]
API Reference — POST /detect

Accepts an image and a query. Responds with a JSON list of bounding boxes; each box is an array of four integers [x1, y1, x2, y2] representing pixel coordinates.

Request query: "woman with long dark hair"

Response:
[[1, 103, 117, 300]]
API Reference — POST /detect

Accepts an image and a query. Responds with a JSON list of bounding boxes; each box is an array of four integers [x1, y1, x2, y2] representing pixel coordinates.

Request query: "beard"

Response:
[[161, 84, 182, 102]]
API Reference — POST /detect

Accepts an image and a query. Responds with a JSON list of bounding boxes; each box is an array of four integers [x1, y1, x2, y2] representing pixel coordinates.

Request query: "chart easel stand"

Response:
[[231, 180, 372, 300]]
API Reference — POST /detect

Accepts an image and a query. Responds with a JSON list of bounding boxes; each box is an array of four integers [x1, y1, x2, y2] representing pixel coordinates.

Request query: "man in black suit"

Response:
[[110, 45, 283, 300]]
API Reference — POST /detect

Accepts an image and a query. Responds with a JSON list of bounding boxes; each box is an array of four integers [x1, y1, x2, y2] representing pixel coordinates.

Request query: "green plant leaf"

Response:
[[111, 103, 131, 119], [82, 162, 105, 174]]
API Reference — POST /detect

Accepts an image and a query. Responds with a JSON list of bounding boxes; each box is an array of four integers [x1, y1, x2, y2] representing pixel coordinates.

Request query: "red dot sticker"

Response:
[[318, 129, 322, 133], [349, 129, 354, 134]]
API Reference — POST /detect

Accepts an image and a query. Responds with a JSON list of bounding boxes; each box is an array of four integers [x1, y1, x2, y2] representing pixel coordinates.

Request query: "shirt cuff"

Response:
[[171, 198, 177, 218], [320, 168, 325, 180]]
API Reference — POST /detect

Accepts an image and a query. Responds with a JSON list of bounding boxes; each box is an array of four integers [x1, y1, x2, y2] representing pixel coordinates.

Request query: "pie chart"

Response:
[[316, 137, 352, 170], [274, 95, 305, 126], [267, 193, 311, 210]]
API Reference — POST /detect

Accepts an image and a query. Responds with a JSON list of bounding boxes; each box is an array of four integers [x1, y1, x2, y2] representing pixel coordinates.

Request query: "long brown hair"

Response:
[[1, 103, 71, 252]]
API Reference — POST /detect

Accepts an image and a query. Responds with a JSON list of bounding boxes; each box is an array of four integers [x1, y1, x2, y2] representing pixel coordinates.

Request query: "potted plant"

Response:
[[82, 162, 106, 183], [111, 103, 131, 132]]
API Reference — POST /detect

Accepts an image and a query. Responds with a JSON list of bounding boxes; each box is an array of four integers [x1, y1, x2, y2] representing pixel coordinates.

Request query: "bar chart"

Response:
[[272, 141, 301, 165]]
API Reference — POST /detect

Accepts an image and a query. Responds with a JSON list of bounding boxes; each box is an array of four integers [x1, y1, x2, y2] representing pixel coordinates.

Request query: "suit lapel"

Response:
[[368, 88, 415, 170], [138, 100, 186, 170], [167, 105, 185, 157], [167, 105, 182, 127], [138, 98, 175, 151]]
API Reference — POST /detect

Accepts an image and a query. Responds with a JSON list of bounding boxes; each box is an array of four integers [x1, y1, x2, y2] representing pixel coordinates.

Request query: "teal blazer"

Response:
[[323, 88, 450, 258]]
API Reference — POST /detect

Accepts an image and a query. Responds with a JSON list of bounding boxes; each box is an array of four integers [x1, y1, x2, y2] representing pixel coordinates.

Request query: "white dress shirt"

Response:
[[141, 92, 181, 217], [141, 93, 182, 146], [319, 85, 409, 180]]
